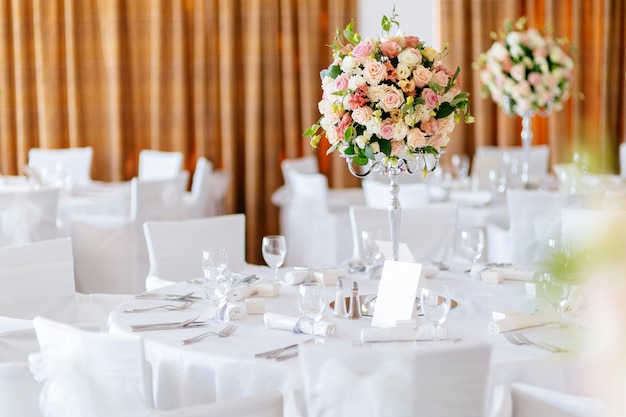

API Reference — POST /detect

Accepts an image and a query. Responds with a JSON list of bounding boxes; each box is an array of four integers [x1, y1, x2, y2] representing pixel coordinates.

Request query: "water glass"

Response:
[[540, 272, 570, 328], [262, 235, 287, 282], [298, 283, 326, 341], [460, 228, 485, 269], [202, 249, 230, 322], [420, 286, 451, 342]]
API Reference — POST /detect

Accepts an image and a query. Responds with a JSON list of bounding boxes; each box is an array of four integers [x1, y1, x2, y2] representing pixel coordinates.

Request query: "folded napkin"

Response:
[[256, 282, 281, 297], [473, 265, 534, 283], [245, 298, 265, 315], [283, 270, 308, 286], [227, 284, 258, 302], [360, 325, 436, 343], [492, 266, 534, 281], [263, 312, 336, 337], [488, 309, 559, 333], [221, 303, 245, 321], [310, 268, 344, 286]]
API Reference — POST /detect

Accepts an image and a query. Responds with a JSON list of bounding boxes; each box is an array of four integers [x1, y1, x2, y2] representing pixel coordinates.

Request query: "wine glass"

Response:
[[298, 282, 326, 341], [547, 236, 572, 268], [540, 272, 570, 328], [460, 228, 485, 271], [420, 286, 451, 342], [202, 249, 231, 322], [262, 235, 287, 282], [451, 154, 470, 180]]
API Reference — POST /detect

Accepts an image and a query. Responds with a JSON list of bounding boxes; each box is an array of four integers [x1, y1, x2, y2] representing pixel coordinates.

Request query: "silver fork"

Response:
[[503, 332, 558, 353], [124, 301, 195, 313], [513, 332, 567, 353], [181, 324, 237, 345]]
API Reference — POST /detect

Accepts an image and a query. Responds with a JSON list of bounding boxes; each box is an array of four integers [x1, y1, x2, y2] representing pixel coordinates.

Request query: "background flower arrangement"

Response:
[[304, 9, 473, 170], [476, 17, 574, 116]]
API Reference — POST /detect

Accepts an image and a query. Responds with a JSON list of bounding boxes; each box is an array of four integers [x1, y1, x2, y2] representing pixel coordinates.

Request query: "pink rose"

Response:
[[412, 66, 432, 88], [406, 128, 426, 148], [352, 40, 374, 62], [334, 74, 349, 91], [380, 40, 402, 58], [528, 72, 542, 86], [404, 35, 420, 48], [363, 60, 387, 85], [421, 88, 439, 109], [390, 140, 405, 156], [432, 70, 450, 87], [420, 118, 439, 136], [379, 120, 395, 140], [379, 86, 405, 112]]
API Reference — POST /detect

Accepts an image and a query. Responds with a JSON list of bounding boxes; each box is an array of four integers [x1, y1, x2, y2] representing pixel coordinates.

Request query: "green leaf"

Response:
[[450, 92, 469, 107], [325, 143, 339, 155], [309, 134, 321, 149], [327, 65, 342, 79], [364, 144, 376, 160], [302, 124, 320, 137], [436, 102, 455, 118], [344, 125, 356, 142], [342, 144, 355, 155], [353, 155, 369, 165], [444, 66, 461, 93], [401, 103, 414, 115], [378, 139, 391, 156], [381, 15, 391, 32]]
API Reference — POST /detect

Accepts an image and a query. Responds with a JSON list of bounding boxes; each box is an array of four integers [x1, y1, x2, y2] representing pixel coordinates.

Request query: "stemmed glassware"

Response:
[[540, 271, 570, 328], [297, 282, 326, 342], [420, 286, 451, 343], [202, 249, 231, 322], [262, 235, 287, 282], [460, 228, 485, 271], [547, 236, 572, 268]]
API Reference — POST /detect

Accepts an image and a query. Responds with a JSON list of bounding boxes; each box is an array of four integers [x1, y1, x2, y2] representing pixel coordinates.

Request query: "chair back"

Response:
[[28, 147, 93, 186], [280, 155, 319, 189], [138, 150, 184, 181], [300, 342, 491, 417], [131, 172, 189, 223], [620, 142, 626, 179], [0, 238, 77, 322], [0, 328, 43, 417], [186, 156, 213, 218], [349, 203, 457, 264], [29, 317, 153, 417], [511, 383, 605, 417], [362, 178, 430, 208], [0, 188, 60, 246], [144, 214, 246, 286], [471, 145, 550, 190]]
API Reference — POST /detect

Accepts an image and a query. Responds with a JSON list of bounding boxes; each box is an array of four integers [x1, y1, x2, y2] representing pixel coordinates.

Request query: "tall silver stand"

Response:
[[520, 114, 533, 188]]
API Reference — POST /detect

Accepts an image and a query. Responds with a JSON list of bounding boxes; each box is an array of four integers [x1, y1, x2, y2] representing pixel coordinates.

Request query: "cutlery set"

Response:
[[253, 339, 314, 361], [130, 315, 208, 332], [134, 292, 200, 302], [503, 331, 567, 353], [124, 301, 196, 313]]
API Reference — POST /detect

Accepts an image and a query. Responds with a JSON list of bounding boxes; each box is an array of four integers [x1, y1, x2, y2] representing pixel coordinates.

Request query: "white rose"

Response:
[[398, 48, 422, 68], [340, 55, 358, 73], [510, 64, 526, 81], [365, 116, 382, 136], [392, 122, 409, 141], [367, 85, 386, 102], [352, 106, 373, 126], [489, 42, 509, 61], [348, 74, 365, 91], [396, 63, 411, 80], [413, 104, 431, 124], [355, 135, 367, 149]]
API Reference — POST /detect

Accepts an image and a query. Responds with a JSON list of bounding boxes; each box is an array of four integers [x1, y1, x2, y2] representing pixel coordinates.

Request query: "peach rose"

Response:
[[390, 140, 405, 156], [406, 128, 426, 148], [420, 117, 439, 136], [404, 35, 420, 48], [352, 105, 373, 126], [380, 40, 402, 58], [379, 86, 405, 112], [432, 70, 450, 87], [413, 66, 432, 88], [363, 60, 387, 85]]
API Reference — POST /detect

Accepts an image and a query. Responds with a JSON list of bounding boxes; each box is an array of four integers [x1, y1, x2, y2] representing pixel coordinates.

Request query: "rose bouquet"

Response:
[[303, 9, 473, 172], [476, 17, 574, 116]]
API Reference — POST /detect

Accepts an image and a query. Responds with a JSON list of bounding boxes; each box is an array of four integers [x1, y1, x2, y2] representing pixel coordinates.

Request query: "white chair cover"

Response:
[[138, 150, 184, 181], [71, 174, 189, 294], [362, 178, 430, 208], [299, 341, 491, 417], [28, 147, 94, 186], [349, 202, 458, 264], [0, 328, 43, 417], [511, 383, 605, 417], [29, 317, 284, 417], [487, 189, 568, 265], [183, 157, 231, 218], [0, 188, 60, 246], [0, 238, 78, 323], [620, 143, 626, 179], [471, 145, 550, 190], [144, 214, 246, 291]]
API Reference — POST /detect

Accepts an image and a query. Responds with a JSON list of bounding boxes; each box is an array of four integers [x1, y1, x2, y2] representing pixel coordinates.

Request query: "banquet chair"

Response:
[[487, 189, 568, 265], [471, 145, 550, 190], [349, 202, 458, 265], [138, 149, 184, 181], [361, 177, 430, 208], [144, 214, 246, 291], [71, 173, 189, 294], [620, 142, 626, 179], [28, 316, 284, 417], [0, 328, 43, 417], [0, 237, 130, 331], [510, 383, 605, 417], [183, 157, 231, 218], [299, 341, 492, 417], [28, 146, 94, 186], [0, 188, 60, 246]]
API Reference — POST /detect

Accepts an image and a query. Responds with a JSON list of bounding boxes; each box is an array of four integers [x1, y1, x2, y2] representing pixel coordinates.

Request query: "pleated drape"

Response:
[[439, 0, 626, 173]]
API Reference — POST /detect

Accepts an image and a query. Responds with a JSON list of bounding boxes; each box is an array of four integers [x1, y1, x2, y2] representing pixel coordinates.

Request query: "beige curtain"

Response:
[[439, 0, 626, 173], [0, 0, 356, 264]]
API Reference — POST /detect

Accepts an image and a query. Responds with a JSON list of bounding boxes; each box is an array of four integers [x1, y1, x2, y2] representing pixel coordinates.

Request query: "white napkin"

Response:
[[283, 270, 308, 286], [222, 303, 245, 321], [492, 266, 534, 281], [245, 298, 265, 315], [262, 312, 336, 337], [421, 264, 440, 278], [227, 284, 258, 302], [310, 268, 344, 286], [488, 309, 559, 333], [360, 325, 435, 342]]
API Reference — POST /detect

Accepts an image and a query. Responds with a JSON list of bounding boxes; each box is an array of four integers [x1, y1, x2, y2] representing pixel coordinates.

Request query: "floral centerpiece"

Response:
[[475, 17, 574, 116], [303, 9, 474, 173]]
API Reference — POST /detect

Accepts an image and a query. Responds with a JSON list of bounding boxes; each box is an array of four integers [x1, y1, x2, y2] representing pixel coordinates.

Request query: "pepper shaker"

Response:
[[347, 281, 362, 319]]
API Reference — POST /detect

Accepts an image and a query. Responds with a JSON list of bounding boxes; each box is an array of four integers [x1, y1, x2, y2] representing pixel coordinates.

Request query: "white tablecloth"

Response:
[[108, 264, 589, 416]]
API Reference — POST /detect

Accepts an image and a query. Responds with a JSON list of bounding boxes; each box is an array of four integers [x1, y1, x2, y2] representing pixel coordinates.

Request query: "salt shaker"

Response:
[[333, 279, 347, 317], [347, 281, 362, 319]]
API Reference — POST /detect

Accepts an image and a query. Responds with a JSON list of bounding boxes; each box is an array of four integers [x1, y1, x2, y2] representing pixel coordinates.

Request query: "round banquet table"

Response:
[[108, 263, 590, 417]]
